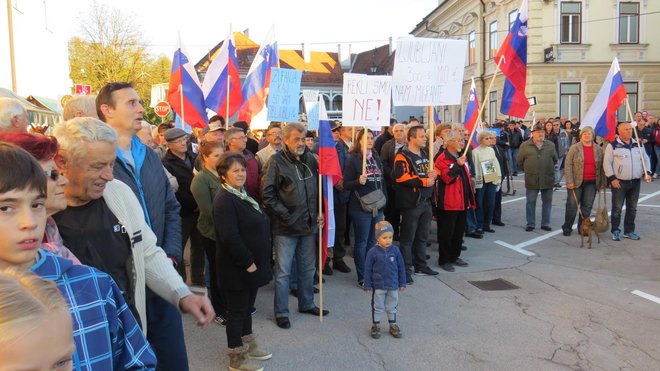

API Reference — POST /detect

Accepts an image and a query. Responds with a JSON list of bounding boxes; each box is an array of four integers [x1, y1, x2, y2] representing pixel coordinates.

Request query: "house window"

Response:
[[489, 91, 498, 124], [559, 83, 581, 120], [619, 2, 639, 44], [560, 2, 581, 44], [489, 21, 498, 59], [509, 9, 518, 31], [468, 31, 476, 64], [617, 82, 637, 121], [332, 95, 342, 111]]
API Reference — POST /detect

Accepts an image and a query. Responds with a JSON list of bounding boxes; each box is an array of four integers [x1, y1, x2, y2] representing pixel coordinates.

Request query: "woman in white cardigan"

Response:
[[471, 130, 502, 233]]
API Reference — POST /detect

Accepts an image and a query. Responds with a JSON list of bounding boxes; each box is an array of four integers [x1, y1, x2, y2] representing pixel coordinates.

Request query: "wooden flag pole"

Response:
[[318, 170, 323, 322], [428, 106, 434, 163], [179, 84, 185, 129], [225, 75, 231, 129], [462, 57, 504, 157], [362, 126, 368, 174], [625, 97, 650, 176]]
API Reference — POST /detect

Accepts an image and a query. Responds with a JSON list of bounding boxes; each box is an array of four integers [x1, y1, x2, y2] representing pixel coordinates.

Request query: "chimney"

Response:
[[339, 44, 351, 70], [389, 37, 394, 56], [302, 43, 311, 64], [242, 28, 249, 38]]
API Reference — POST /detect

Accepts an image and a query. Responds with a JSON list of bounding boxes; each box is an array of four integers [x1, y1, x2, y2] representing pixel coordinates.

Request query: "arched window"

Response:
[[332, 95, 343, 111]]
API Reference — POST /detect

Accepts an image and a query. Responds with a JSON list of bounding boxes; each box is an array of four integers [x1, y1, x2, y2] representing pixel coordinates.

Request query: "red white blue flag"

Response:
[[581, 58, 627, 142], [464, 78, 481, 149], [168, 36, 208, 128], [237, 26, 279, 124], [495, 0, 530, 118], [202, 31, 243, 119], [318, 97, 342, 264]]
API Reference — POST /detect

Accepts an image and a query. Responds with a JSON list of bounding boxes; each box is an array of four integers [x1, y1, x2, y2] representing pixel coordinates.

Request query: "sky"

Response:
[[0, 0, 439, 99]]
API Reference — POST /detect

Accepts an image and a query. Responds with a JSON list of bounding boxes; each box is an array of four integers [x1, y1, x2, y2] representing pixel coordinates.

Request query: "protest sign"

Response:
[[342, 73, 392, 128], [303, 89, 319, 130], [392, 38, 468, 106], [267, 68, 303, 122]]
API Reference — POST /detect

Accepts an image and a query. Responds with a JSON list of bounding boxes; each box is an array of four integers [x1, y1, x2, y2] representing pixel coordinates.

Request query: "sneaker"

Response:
[[453, 258, 468, 267], [405, 273, 414, 285], [214, 315, 227, 327], [415, 266, 439, 276], [370, 324, 381, 339], [612, 231, 621, 241], [389, 324, 402, 338], [250, 307, 257, 315], [525, 226, 534, 232], [623, 232, 641, 240], [357, 280, 364, 289]]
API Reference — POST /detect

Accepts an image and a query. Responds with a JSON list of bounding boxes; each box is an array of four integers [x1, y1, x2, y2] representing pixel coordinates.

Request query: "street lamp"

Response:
[[370, 62, 378, 74]]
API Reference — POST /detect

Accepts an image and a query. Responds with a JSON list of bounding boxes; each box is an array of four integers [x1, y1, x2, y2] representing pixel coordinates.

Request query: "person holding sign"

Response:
[[393, 126, 439, 283], [472, 131, 502, 234]]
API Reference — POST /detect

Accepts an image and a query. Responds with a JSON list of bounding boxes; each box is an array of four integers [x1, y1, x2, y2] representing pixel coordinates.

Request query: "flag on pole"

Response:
[[495, 0, 530, 118], [202, 31, 243, 118], [464, 78, 481, 149], [581, 58, 627, 142], [237, 26, 279, 124], [168, 36, 208, 128], [317, 97, 342, 264], [433, 107, 441, 125]]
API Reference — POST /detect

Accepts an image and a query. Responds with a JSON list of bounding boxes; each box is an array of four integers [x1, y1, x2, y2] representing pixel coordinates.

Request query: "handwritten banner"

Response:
[[342, 73, 392, 128], [267, 68, 303, 122], [392, 37, 468, 106], [302, 89, 319, 130]]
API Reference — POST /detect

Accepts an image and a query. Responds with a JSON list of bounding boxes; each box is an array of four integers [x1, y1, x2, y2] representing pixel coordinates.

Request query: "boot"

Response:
[[227, 344, 263, 371], [242, 333, 272, 361]]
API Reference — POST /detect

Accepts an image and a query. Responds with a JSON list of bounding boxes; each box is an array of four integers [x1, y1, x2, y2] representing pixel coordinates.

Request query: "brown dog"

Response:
[[579, 217, 600, 249]]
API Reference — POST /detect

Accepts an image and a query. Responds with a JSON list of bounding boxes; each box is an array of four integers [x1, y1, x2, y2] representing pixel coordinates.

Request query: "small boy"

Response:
[[363, 221, 406, 339]]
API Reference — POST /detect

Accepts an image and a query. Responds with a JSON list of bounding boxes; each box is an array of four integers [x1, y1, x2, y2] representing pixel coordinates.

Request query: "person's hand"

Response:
[[611, 179, 621, 189], [427, 170, 437, 184], [644, 175, 652, 183], [179, 295, 215, 327], [247, 263, 257, 273], [566, 183, 574, 190], [334, 179, 344, 191], [359, 174, 367, 185], [317, 214, 325, 229], [399, 287, 406, 292], [456, 156, 467, 167]]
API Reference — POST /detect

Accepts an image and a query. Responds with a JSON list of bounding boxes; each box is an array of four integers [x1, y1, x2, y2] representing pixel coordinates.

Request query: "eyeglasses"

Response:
[[230, 136, 247, 141], [295, 162, 313, 181], [45, 169, 61, 181]]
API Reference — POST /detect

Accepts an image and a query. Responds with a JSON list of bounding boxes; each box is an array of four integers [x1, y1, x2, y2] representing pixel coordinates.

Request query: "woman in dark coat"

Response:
[[213, 152, 272, 370]]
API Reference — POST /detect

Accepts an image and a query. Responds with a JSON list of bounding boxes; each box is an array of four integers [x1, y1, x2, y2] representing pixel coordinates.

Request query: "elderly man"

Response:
[[0, 97, 29, 132], [226, 127, 261, 202], [604, 122, 652, 241], [95, 82, 190, 370], [62, 95, 98, 120], [517, 123, 558, 232], [53, 117, 214, 370], [262, 122, 327, 329], [256, 122, 283, 167]]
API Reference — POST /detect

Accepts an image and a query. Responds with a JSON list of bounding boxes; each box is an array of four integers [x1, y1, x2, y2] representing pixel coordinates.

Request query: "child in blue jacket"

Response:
[[364, 221, 406, 339]]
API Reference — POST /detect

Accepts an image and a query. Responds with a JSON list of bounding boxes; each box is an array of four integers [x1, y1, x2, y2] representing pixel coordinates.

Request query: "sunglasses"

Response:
[[45, 169, 61, 181]]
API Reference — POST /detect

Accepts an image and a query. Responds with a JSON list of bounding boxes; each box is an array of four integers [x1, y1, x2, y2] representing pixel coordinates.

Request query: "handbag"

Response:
[[593, 189, 610, 233], [356, 189, 386, 217]]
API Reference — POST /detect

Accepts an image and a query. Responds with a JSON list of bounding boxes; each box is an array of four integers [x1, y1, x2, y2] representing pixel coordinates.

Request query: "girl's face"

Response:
[[377, 232, 393, 248], [203, 148, 223, 171], [360, 132, 374, 150]]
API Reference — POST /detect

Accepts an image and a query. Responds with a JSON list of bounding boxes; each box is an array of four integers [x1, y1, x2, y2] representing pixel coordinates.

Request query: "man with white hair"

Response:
[[0, 97, 29, 132], [62, 95, 98, 120], [53, 117, 214, 370]]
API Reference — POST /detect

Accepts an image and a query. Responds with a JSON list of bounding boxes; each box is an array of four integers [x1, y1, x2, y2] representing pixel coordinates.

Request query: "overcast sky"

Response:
[[0, 0, 438, 98]]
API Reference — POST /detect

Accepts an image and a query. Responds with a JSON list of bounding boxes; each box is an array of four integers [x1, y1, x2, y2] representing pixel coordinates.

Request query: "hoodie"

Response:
[[31, 249, 156, 371]]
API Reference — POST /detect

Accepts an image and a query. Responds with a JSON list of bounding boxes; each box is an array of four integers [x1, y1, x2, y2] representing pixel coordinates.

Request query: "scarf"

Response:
[[221, 183, 261, 213]]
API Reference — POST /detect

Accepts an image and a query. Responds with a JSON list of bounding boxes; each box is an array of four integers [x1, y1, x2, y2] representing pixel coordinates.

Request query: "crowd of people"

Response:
[[0, 88, 656, 370]]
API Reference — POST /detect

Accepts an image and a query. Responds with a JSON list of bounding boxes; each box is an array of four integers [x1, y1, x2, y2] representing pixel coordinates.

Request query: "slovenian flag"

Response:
[[317, 96, 342, 265], [237, 26, 279, 124], [464, 78, 481, 149], [581, 58, 627, 142], [202, 31, 243, 119], [168, 36, 208, 128], [495, 0, 530, 118]]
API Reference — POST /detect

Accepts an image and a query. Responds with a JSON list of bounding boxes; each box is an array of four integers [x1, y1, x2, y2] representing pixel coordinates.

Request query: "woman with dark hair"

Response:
[[212, 152, 272, 371], [344, 128, 385, 287], [564, 120, 579, 146], [0, 133, 79, 263]]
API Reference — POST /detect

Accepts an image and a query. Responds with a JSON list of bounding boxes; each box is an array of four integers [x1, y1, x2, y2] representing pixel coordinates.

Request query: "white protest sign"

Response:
[[302, 89, 319, 130], [342, 73, 392, 128], [392, 37, 468, 106]]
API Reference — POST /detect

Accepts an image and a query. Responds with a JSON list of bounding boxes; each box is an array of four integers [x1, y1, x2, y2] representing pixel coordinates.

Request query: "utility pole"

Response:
[[6, 0, 17, 92]]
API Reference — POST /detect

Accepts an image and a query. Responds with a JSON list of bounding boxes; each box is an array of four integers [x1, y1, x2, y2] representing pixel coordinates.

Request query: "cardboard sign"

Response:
[[481, 160, 499, 183], [267, 68, 303, 122], [342, 73, 392, 128], [303, 90, 319, 130], [392, 38, 468, 106]]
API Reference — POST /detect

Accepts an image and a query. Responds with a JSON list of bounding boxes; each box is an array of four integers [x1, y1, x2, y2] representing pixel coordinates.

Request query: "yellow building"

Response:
[[412, 0, 660, 125]]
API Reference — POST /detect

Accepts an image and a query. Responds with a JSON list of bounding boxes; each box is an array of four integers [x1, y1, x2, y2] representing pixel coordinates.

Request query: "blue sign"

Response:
[[267, 68, 303, 122]]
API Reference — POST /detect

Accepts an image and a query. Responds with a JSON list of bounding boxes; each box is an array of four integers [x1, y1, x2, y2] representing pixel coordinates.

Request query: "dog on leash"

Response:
[[579, 216, 600, 249]]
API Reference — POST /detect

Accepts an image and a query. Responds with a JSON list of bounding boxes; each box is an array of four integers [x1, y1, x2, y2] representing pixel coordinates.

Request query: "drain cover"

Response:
[[469, 278, 519, 291]]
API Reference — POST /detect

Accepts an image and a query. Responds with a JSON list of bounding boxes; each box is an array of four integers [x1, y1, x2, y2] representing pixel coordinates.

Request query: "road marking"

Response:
[[502, 196, 526, 204], [632, 290, 660, 305], [638, 204, 660, 208], [493, 240, 536, 256]]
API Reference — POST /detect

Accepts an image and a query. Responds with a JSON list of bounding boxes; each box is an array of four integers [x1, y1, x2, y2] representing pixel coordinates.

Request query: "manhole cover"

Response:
[[469, 278, 519, 291]]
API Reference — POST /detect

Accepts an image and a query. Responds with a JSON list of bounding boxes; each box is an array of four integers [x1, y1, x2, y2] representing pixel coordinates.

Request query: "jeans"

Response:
[[349, 207, 384, 282], [554, 157, 565, 184], [146, 295, 189, 371], [224, 287, 257, 349], [610, 179, 641, 234], [399, 199, 432, 274], [466, 208, 478, 233], [476, 183, 497, 230], [654, 146, 660, 175], [371, 289, 399, 324], [509, 148, 519, 173], [525, 188, 553, 228], [273, 234, 316, 318], [562, 181, 597, 232]]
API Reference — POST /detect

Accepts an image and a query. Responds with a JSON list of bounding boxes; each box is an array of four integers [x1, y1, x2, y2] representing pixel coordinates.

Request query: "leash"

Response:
[[571, 189, 586, 221]]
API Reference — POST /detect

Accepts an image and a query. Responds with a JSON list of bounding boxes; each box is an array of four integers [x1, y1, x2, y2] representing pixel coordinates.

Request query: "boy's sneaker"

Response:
[[389, 324, 402, 338], [214, 315, 227, 327], [370, 324, 381, 339], [415, 266, 439, 276], [623, 232, 641, 240], [612, 231, 622, 241], [405, 273, 414, 285]]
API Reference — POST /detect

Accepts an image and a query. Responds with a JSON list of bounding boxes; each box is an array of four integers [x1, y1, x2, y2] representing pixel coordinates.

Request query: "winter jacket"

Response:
[[380, 138, 405, 185], [392, 147, 434, 209], [114, 136, 182, 262], [603, 136, 652, 182], [373, 130, 393, 155], [343, 151, 386, 213], [162, 149, 198, 216], [363, 244, 406, 291], [213, 188, 273, 290], [505, 127, 523, 149], [31, 250, 156, 370], [471, 145, 502, 189], [517, 139, 558, 190], [564, 142, 606, 189], [434, 149, 476, 211], [190, 167, 221, 241], [261, 145, 319, 236]]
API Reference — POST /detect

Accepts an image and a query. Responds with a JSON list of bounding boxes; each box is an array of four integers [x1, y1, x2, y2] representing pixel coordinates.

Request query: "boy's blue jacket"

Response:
[[364, 244, 406, 290], [30, 250, 156, 370]]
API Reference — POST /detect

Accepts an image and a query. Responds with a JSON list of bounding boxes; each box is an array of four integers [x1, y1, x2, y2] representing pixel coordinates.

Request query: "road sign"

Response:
[[154, 101, 171, 117], [74, 84, 92, 95]]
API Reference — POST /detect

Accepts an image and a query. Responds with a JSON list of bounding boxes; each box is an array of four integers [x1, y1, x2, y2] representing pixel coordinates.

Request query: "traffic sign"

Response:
[[154, 101, 171, 117]]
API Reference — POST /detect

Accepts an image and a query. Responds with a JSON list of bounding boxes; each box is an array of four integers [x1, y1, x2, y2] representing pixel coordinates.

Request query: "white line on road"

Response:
[[638, 204, 660, 208], [501, 196, 526, 204], [632, 290, 660, 305]]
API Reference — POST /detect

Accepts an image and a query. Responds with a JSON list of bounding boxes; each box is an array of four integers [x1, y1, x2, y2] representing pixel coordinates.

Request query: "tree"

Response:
[[68, 3, 171, 123]]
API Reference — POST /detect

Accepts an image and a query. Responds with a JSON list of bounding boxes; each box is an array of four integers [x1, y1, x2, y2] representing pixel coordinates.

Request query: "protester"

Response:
[[552, 120, 570, 187], [380, 123, 406, 240], [363, 221, 405, 339], [504, 121, 523, 175], [136, 122, 179, 191], [603, 122, 652, 241], [0, 97, 29, 133], [434, 130, 475, 272], [226, 127, 261, 202], [305, 130, 316, 151], [652, 118, 660, 178], [472, 130, 502, 233], [343, 128, 386, 287], [155, 122, 174, 159], [564, 120, 579, 146], [561, 127, 606, 236], [261, 122, 327, 329], [233, 121, 259, 155], [213, 152, 273, 371], [517, 122, 558, 231], [374, 118, 397, 155], [205, 118, 227, 145], [62, 94, 98, 120], [256, 122, 282, 167], [490, 131, 508, 227]]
